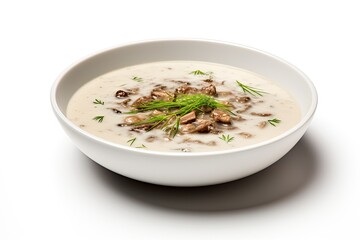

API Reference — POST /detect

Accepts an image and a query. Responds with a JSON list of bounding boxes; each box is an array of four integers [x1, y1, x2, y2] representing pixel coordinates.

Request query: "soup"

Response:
[[67, 61, 301, 152]]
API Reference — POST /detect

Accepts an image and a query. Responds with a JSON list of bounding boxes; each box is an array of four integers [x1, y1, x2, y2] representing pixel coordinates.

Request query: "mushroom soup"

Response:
[[67, 61, 301, 152]]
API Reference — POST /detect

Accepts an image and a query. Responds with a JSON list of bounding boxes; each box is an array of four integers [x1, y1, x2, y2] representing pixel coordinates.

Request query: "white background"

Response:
[[1, 1, 359, 239]]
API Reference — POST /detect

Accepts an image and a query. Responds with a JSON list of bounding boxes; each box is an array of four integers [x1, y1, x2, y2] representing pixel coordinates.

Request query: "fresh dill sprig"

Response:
[[236, 80, 267, 96], [127, 137, 136, 146], [127, 138, 146, 148], [268, 118, 281, 126], [189, 70, 207, 75], [93, 116, 104, 123], [219, 134, 234, 143], [130, 94, 231, 114], [127, 94, 233, 138], [189, 70, 214, 79], [132, 76, 143, 82], [136, 144, 147, 149], [93, 99, 104, 105]]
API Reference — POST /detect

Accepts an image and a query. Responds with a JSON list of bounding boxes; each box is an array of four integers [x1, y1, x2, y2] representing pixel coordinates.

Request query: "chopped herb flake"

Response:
[[93, 116, 104, 123], [268, 118, 281, 126]]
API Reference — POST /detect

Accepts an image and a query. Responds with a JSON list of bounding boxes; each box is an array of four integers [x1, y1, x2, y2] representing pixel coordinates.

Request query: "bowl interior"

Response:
[[54, 40, 316, 128]]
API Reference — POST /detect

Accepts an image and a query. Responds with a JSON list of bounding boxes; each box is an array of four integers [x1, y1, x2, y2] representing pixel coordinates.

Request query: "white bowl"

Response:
[[51, 39, 317, 186]]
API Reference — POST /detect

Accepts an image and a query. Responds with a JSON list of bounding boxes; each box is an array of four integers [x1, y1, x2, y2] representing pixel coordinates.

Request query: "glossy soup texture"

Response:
[[66, 61, 301, 152]]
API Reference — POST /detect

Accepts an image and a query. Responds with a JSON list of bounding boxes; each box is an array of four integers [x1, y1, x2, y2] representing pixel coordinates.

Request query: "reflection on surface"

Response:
[[82, 134, 319, 212]]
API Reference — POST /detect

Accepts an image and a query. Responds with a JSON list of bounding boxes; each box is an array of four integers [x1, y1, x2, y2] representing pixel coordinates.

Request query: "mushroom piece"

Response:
[[258, 121, 267, 128], [115, 90, 129, 98], [145, 135, 158, 142], [235, 96, 251, 103], [211, 109, 231, 124], [117, 99, 131, 107], [151, 87, 173, 101], [181, 119, 213, 133], [170, 80, 191, 85], [150, 109, 164, 116], [180, 111, 196, 124], [124, 116, 143, 124], [175, 85, 199, 94], [236, 104, 252, 113], [131, 96, 153, 107], [108, 108, 122, 114], [251, 112, 272, 117], [239, 132, 252, 138], [217, 91, 233, 97], [200, 84, 217, 96], [194, 119, 214, 133]]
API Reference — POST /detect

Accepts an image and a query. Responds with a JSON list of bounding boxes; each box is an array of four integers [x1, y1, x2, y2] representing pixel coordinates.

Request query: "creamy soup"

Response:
[[67, 61, 301, 152]]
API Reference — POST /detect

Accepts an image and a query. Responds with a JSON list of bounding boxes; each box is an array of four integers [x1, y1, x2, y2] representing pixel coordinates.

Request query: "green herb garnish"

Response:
[[189, 70, 207, 75], [219, 134, 234, 143], [136, 144, 147, 149], [93, 116, 104, 123], [127, 138, 146, 148], [127, 137, 136, 146], [268, 118, 281, 126], [236, 80, 266, 96], [132, 76, 143, 82], [128, 94, 233, 138], [93, 99, 104, 105]]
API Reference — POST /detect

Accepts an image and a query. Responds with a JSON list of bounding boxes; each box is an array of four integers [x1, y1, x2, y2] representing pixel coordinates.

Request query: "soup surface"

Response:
[[67, 61, 301, 152]]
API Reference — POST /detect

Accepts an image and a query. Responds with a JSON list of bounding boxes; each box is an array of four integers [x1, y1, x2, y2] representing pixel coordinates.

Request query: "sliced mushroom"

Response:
[[181, 123, 196, 133], [150, 109, 164, 116], [219, 100, 234, 108], [108, 108, 122, 114], [235, 96, 251, 103], [175, 85, 199, 94], [202, 79, 213, 83], [182, 138, 205, 144], [258, 121, 267, 128], [130, 124, 153, 132], [215, 123, 238, 131], [200, 84, 217, 96], [211, 109, 231, 124], [239, 132, 252, 138], [151, 88, 173, 101], [236, 104, 252, 113], [194, 119, 213, 133], [124, 116, 143, 124], [170, 80, 191, 85], [126, 87, 139, 94], [115, 90, 129, 98], [217, 91, 233, 97], [181, 119, 213, 133], [180, 111, 196, 124], [251, 112, 272, 117], [181, 138, 217, 146], [232, 115, 246, 121], [199, 106, 213, 113], [117, 99, 131, 107], [131, 96, 153, 107], [145, 135, 158, 142]]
